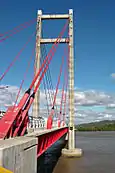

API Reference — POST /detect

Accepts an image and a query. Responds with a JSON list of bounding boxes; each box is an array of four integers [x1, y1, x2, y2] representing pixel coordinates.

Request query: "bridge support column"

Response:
[[62, 9, 82, 157], [32, 10, 42, 118]]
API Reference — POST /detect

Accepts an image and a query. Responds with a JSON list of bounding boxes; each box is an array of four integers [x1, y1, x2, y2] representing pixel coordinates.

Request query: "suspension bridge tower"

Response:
[[32, 9, 82, 157]]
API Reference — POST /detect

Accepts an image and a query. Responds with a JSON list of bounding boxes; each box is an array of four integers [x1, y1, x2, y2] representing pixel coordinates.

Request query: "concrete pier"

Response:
[[62, 148, 83, 157], [0, 137, 37, 173]]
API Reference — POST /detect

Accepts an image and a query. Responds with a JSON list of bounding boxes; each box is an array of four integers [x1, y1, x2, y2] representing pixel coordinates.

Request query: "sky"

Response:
[[0, 0, 115, 124]]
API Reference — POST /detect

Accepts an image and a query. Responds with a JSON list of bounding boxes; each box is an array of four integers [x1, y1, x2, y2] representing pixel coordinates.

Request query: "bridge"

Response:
[[0, 9, 82, 173]]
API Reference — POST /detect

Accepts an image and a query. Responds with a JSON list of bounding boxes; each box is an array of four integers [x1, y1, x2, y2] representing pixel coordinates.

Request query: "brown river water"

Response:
[[37, 132, 115, 173], [53, 132, 115, 173]]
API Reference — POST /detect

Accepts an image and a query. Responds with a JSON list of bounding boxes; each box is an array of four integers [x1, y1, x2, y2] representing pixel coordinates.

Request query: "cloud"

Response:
[[111, 73, 115, 79], [74, 109, 114, 124], [106, 103, 115, 109], [0, 85, 115, 124], [74, 90, 114, 107], [0, 85, 24, 109]]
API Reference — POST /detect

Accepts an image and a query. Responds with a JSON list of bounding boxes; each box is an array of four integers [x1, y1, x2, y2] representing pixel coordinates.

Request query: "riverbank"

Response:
[[76, 120, 115, 131]]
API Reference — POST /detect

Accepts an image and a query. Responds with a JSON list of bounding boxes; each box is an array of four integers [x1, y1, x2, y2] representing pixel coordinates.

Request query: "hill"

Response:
[[76, 120, 115, 131]]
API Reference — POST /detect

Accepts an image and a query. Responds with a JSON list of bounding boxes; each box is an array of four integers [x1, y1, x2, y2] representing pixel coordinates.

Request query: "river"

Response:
[[37, 132, 115, 173]]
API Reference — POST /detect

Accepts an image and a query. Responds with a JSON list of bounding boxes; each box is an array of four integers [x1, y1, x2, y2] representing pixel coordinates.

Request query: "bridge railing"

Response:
[[27, 116, 66, 130], [28, 116, 45, 129], [0, 111, 67, 130]]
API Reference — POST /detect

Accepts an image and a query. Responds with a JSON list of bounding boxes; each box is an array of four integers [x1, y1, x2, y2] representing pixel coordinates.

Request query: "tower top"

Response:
[[38, 10, 42, 15], [69, 9, 73, 14]]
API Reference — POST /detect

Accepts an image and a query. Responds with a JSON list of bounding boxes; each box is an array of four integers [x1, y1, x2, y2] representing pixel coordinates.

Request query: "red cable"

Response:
[[0, 19, 36, 42], [34, 55, 64, 125], [59, 66, 67, 120], [33, 21, 68, 119], [45, 55, 64, 129], [30, 20, 69, 90], [1, 19, 36, 37], [63, 76, 68, 122], [59, 45, 69, 117], [14, 34, 39, 106], [59, 45, 69, 122], [34, 46, 56, 93], [52, 55, 64, 107], [0, 31, 36, 81], [14, 48, 35, 106], [17, 20, 68, 112], [63, 45, 69, 122], [11, 47, 36, 137], [0, 20, 68, 138]]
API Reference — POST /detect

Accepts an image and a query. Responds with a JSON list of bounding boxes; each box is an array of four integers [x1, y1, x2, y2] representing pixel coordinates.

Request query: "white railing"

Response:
[[28, 116, 45, 129], [27, 117, 66, 130]]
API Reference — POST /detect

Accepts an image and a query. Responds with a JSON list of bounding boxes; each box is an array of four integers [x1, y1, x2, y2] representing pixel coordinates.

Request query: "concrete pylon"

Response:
[[62, 9, 82, 157], [32, 10, 42, 118]]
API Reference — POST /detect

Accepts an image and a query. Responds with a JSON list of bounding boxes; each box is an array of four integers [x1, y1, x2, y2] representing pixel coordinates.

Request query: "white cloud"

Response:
[[106, 103, 115, 109], [104, 114, 112, 118], [74, 90, 114, 107], [0, 85, 24, 109], [0, 85, 115, 124]]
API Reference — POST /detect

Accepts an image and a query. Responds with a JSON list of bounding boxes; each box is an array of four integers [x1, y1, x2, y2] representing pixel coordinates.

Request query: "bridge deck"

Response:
[[0, 127, 68, 172], [26, 126, 67, 137]]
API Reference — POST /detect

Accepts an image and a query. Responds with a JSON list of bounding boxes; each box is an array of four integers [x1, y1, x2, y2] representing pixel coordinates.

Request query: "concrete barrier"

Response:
[[0, 137, 37, 173]]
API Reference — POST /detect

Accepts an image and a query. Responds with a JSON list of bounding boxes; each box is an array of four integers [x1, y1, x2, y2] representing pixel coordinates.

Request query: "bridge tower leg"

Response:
[[32, 10, 42, 118], [62, 9, 82, 157], [68, 9, 75, 150]]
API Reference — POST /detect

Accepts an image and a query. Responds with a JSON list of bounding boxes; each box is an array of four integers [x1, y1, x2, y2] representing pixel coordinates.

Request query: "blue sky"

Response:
[[0, 0, 115, 122], [0, 0, 115, 92]]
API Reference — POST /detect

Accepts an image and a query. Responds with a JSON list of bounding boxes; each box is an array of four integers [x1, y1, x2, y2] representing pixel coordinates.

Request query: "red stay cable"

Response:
[[0, 20, 68, 137], [0, 18, 36, 37], [18, 20, 68, 109], [46, 55, 64, 129], [0, 31, 36, 81], [0, 20, 69, 138], [59, 66, 67, 120], [29, 19, 69, 90], [14, 48, 36, 106], [58, 45, 69, 126], [14, 34, 39, 106], [0, 19, 36, 42], [52, 55, 64, 108], [63, 45, 69, 122], [63, 75, 68, 122], [33, 45, 56, 93], [14, 44, 65, 135]]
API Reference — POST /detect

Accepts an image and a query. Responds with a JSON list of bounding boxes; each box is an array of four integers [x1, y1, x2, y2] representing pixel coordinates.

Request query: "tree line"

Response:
[[76, 123, 115, 131]]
